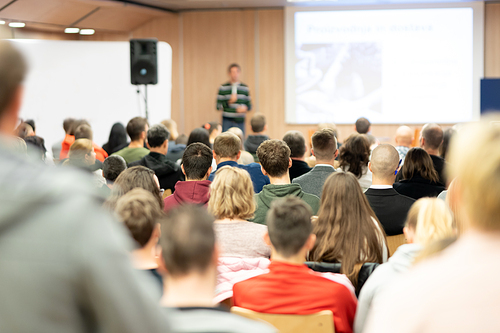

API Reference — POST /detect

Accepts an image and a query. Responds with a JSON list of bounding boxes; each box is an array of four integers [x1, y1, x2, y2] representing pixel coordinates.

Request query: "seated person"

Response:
[[339, 134, 372, 191], [113, 117, 150, 164], [251, 139, 319, 224], [208, 166, 270, 258], [227, 127, 254, 165], [74, 124, 108, 162], [283, 131, 311, 181], [115, 188, 164, 295], [233, 197, 357, 333], [158, 205, 276, 333], [164, 143, 212, 212], [162, 119, 186, 163], [60, 119, 89, 160], [129, 124, 184, 194], [102, 122, 128, 155], [208, 132, 269, 193], [102, 155, 127, 195], [365, 144, 415, 235], [244, 114, 269, 160], [420, 123, 446, 185]]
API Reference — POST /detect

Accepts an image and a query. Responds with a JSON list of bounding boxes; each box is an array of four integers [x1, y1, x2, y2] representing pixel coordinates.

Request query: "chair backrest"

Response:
[[386, 234, 406, 257], [231, 307, 335, 333], [305, 262, 380, 297]]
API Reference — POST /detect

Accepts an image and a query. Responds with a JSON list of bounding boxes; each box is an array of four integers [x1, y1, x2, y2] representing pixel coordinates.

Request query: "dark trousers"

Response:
[[222, 117, 245, 136]]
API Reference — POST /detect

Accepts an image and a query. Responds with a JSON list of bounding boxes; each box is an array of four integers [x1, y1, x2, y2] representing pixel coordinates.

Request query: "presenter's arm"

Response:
[[236, 88, 251, 113]]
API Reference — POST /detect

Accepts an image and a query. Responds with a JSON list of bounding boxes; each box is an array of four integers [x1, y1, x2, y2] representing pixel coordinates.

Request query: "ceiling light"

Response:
[[9, 22, 25, 28], [65, 27, 80, 34], [0, 20, 5, 25], [79, 29, 95, 35]]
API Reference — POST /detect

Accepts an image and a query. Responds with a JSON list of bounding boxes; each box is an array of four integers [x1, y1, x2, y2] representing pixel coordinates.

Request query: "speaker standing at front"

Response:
[[130, 38, 158, 85]]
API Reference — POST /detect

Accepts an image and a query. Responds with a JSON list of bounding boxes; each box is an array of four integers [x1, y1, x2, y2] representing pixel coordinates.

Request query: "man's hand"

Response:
[[236, 105, 248, 113], [228, 94, 238, 104]]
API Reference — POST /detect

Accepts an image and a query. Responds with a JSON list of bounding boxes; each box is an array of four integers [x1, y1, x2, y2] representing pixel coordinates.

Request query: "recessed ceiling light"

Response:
[[0, 20, 5, 25], [79, 29, 95, 35], [9, 22, 25, 28], [65, 27, 80, 34]]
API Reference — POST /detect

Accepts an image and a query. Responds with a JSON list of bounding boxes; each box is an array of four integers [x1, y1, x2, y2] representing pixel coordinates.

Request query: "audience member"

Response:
[[394, 125, 413, 165], [60, 119, 89, 160], [208, 132, 269, 193], [163, 143, 212, 211], [162, 119, 186, 163], [24, 119, 36, 134], [176, 133, 188, 145], [233, 197, 356, 333], [440, 127, 456, 161], [161, 119, 179, 141], [393, 147, 445, 200], [205, 121, 222, 146], [365, 144, 415, 235], [24, 135, 46, 160], [75, 124, 108, 162], [52, 118, 74, 162], [251, 139, 319, 224], [129, 124, 184, 193], [308, 172, 388, 287], [339, 133, 372, 191], [0, 40, 170, 333], [158, 205, 275, 333], [293, 128, 338, 198], [355, 198, 455, 333], [187, 127, 212, 148], [420, 123, 446, 185], [283, 130, 312, 181], [102, 122, 128, 155], [227, 127, 254, 164], [65, 138, 96, 170], [113, 117, 150, 164], [244, 113, 269, 159], [102, 155, 127, 191], [355, 117, 371, 134], [17, 122, 34, 139], [208, 166, 270, 258], [115, 188, 164, 294], [364, 117, 500, 333]]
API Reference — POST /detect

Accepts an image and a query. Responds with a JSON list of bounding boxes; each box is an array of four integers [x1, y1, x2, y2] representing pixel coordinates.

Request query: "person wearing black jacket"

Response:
[[129, 124, 184, 193], [283, 130, 311, 181]]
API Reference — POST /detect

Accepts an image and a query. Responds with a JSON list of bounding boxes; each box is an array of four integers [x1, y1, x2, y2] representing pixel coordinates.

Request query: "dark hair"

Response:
[[440, 128, 456, 161], [103, 155, 127, 182], [213, 132, 240, 158], [74, 124, 93, 141], [203, 122, 220, 136], [147, 124, 170, 148], [24, 135, 46, 160], [312, 129, 338, 161], [0, 41, 27, 116], [251, 114, 266, 133], [187, 128, 211, 148], [159, 205, 216, 277], [63, 118, 75, 134], [25, 119, 35, 132], [228, 63, 241, 72], [257, 139, 290, 178], [266, 196, 313, 257], [401, 147, 439, 183], [338, 134, 370, 178], [68, 119, 90, 136], [355, 117, 371, 134], [182, 143, 213, 180], [422, 123, 443, 150], [283, 131, 306, 158], [126, 117, 148, 141], [17, 123, 33, 139], [104, 123, 128, 154]]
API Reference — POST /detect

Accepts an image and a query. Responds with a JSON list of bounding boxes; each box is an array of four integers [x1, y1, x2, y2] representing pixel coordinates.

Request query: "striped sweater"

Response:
[[216, 82, 252, 119]]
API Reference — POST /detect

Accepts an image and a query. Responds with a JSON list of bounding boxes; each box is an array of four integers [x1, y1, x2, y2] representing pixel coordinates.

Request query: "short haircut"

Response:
[[312, 128, 338, 161], [370, 144, 400, 178], [25, 119, 35, 132], [355, 117, 371, 134], [74, 124, 93, 141], [283, 131, 306, 158], [266, 196, 313, 257], [176, 134, 188, 145], [17, 123, 33, 139], [126, 117, 148, 141], [317, 123, 338, 140], [251, 114, 266, 133], [228, 63, 241, 72], [422, 123, 444, 150], [227, 127, 244, 149], [159, 204, 215, 277], [115, 188, 163, 248], [182, 143, 213, 180], [0, 41, 27, 116], [103, 155, 127, 182], [147, 124, 170, 148], [213, 132, 240, 158], [208, 166, 255, 220], [68, 138, 92, 163], [257, 139, 291, 178], [68, 119, 90, 136], [63, 118, 75, 134]]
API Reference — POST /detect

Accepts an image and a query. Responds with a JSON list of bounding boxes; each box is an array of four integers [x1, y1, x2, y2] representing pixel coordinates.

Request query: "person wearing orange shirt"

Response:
[[74, 123, 108, 162]]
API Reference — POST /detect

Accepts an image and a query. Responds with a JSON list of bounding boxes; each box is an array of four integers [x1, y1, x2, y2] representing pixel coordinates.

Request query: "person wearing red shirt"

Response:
[[74, 123, 108, 162], [233, 196, 357, 333]]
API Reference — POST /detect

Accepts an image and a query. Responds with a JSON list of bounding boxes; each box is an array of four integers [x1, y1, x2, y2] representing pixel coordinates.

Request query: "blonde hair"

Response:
[[68, 139, 93, 163], [405, 198, 455, 247], [208, 166, 255, 220], [161, 119, 178, 141]]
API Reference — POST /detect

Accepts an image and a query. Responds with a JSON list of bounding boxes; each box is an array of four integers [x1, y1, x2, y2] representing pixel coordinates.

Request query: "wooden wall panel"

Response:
[[485, 3, 500, 77]]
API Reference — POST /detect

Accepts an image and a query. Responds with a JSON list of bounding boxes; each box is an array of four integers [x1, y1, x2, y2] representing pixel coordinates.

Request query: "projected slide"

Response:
[[288, 7, 475, 124]]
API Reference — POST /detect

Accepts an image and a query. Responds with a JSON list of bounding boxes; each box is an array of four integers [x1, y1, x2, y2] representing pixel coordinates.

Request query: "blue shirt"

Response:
[[208, 161, 270, 193]]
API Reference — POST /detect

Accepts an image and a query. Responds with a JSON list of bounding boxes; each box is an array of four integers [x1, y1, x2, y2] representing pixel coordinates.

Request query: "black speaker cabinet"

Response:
[[130, 38, 158, 85]]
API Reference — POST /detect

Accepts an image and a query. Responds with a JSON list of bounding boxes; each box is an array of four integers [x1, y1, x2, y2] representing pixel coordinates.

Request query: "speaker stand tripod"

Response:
[[136, 84, 149, 121]]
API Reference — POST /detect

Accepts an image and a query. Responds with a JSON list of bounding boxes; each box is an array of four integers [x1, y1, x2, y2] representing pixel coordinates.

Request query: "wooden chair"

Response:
[[231, 307, 335, 333], [387, 234, 406, 257], [162, 189, 172, 199]]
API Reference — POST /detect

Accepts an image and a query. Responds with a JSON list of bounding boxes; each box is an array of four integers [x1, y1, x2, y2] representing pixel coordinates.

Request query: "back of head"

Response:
[[257, 139, 291, 177], [401, 147, 439, 183], [370, 144, 400, 179], [395, 125, 413, 147], [176, 134, 188, 145], [68, 138, 92, 163], [447, 115, 500, 231], [355, 117, 371, 134], [17, 123, 34, 139], [115, 188, 163, 248], [126, 117, 148, 141], [208, 166, 255, 220], [161, 119, 178, 141], [251, 114, 266, 133], [63, 118, 76, 134], [421, 123, 443, 150], [24, 135, 47, 160], [282, 130, 306, 158], [204, 122, 220, 137], [187, 128, 211, 148], [103, 155, 127, 182], [0, 41, 27, 116], [312, 128, 338, 161], [213, 132, 240, 158], [107, 122, 128, 149], [317, 122, 338, 139], [68, 119, 90, 136], [227, 127, 244, 149], [182, 143, 213, 180], [338, 133, 370, 178], [25, 119, 35, 133], [147, 124, 169, 148], [159, 205, 216, 277], [74, 124, 93, 141], [266, 196, 313, 258], [440, 127, 456, 160], [405, 198, 454, 247]]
